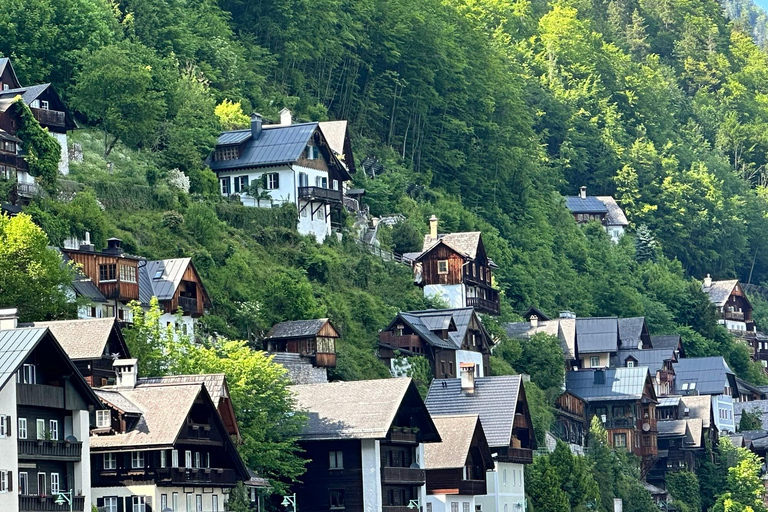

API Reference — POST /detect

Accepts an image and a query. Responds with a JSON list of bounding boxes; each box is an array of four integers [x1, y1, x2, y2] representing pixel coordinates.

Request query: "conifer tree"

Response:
[[634, 224, 658, 263]]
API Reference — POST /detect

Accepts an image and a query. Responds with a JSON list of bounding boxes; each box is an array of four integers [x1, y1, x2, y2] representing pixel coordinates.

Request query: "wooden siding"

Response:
[[420, 245, 466, 286], [295, 440, 364, 512], [165, 264, 208, 317], [62, 250, 139, 301]]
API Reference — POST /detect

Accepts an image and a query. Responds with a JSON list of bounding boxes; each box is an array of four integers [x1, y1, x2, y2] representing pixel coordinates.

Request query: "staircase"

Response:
[[269, 353, 329, 384]]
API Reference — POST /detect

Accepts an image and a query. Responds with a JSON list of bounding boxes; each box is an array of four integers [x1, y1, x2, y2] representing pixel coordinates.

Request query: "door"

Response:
[[37, 473, 45, 496]]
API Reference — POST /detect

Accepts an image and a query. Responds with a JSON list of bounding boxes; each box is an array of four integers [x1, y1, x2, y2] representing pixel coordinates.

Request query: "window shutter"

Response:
[[242, 176, 249, 188], [146, 495, 153, 512], [5, 415, 10, 436], [274, 173, 279, 189], [8, 471, 11, 492], [97, 498, 104, 508], [117, 497, 125, 512]]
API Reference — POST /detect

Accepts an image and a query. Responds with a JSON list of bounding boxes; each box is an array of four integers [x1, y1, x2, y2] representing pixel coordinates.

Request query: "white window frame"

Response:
[[626, 360, 635, 368], [103, 453, 116, 470], [195, 452, 201, 468], [18, 472, 28, 495], [186, 494, 194, 512], [0, 414, 6, 437], [40, 100, 49, 110], [172, 449, 179, 468], [437, 260, 449, 274], [105, 497, 118, 512], [266, 173, 279, 190], [132, 496, 146, 512], [205, 453, 210, 468], [36, 419, 45, 440], [18, 418, 27, 439], [590, 356, 600, 368], [131, 451, 144, 469], [49, 420, 58, 440], [18, 364, 36, 384], [212, 495, 219, 512], [185, 450, 192, 468], [196, 495, 203, 512], [160, 450, 168, 468], [0, 470, 7, 493], [96, 410, 110, 428], [161, 495, 168, 511], [50, 472, 59, 494]]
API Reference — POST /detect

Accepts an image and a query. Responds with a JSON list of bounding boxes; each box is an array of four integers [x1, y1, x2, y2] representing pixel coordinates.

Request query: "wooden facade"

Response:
[[266, 319, 339, 368], [161, 263, 210, 318], [553, 391, 588, 447], [62, 248, 140, 302], [425, 419, 494, 497]]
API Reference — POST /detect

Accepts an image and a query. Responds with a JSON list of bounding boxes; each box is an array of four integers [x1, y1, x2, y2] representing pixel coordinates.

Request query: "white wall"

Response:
[[158, 312, 195, 341], [72, 410, 91, 510], [720, 319, 748, 332], [427, 494, 477, 512], [478, 461, 526, 512], [455, 350, 485, 378], [581, 353, 610, 368], [93, 484, 230, 512], [424, 284, 465, 309], [51, 132, 69, 175], [713, 394, 735, 433], [0, 382, 18, 512], [606, 226, 624, 243], [361, 439, 382, 512]]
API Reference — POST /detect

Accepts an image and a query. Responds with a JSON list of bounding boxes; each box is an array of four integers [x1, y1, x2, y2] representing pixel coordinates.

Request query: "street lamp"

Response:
[[53, 490, 73, 512], [407, 499, 421, 510], [281, 493, 297, 512]]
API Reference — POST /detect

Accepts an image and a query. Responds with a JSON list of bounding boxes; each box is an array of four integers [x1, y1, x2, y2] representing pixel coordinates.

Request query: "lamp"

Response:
[[281, 493, 297, 512], [53, 490, 72, 512], [407, 499, 421, 510]]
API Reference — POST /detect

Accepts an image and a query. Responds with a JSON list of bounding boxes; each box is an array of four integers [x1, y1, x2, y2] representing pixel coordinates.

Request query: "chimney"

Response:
[[79, 231, 95, 252], [429, 215, 438, 241], [530, 315, 538, 328], [113, 359, 138, 389], [704, 274, 712, 288], [460, 363, 476, 393], [251, 113, 263, 140], [0, 308, 18, 330], [579, 186, 587, 199], [279, 108, 292, 126], [104, 238, 123, 256]]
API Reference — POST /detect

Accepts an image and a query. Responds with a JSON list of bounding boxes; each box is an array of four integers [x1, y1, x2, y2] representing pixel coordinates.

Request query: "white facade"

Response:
[[51, 132, 69, 175], [427, 494, 478, 512], [477, 461, 526, 512], [92, 483, 228, 512], [606, 225, 625, 243], [718, 318, 748, 332], [360, 439, 427, 511], [455, 350, 485, 377], [0, 382, 18, 512], [713, 394, 735, 433], [424, 284, 465, 309]]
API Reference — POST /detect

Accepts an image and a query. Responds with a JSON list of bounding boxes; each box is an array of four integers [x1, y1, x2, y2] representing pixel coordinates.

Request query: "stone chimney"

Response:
[[579, 186, 587, 200], [704, 274, 712, 288], [113, 359, 138, 389], [460, 363, 476, 393], [0, 308, 18, 330], [279, 108, 292, 126], [79, 231, 95, 252], [104, 238, 124, 256], [530, 315, 538, 328], [251, 113, 263, 140], [429, 215, 438, 241]]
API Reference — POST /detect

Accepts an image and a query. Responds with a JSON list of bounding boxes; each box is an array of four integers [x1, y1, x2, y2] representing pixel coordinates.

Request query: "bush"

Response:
[[162, 210, 184, 229]]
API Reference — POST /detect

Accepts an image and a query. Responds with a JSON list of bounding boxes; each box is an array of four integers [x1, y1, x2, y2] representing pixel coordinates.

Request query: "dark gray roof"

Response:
[[0, 83, 50, 106], [565, 196, 608, 214], [210, 123, 318, 171], [72, 278, 107, 302], [266, 318, 335, 340], [617, 317, 646, 348], [735, 400, 768, 430], [650, 335, 682, 351], [576, 317, 618, 353], [0, 328, 48, 389], [138, 262, 154, 305], [388, 313, 457, 349], [737, 377, 764, 398], [0, 129, 20, 143], [425, 375, 523, 449], [143, 258, 191, 300], [673, 357, 736, 396], [565, 367, 652, 402], [702, 280, 739, 307], [595, 196, 629, 226], [403, 308, 486, 349], [618, 349, 674, 373]]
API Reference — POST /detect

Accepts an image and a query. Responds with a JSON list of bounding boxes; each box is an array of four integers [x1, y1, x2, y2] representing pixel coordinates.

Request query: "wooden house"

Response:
[[564, 186, 628, 242], [289, 378, 440, 512], [553, 391, 588, 450], [378, 308, 493, 379], [424, 415, 495, 512], [702, 276, 754, 333], [265, 318, 339, 368]]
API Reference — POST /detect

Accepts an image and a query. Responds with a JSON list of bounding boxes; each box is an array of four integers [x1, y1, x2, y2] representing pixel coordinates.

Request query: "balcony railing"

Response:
[[16, 182, 40, 198], [466, 297, 500, 315], [17, 383, 64, 408], [314, 352, 337, 368], [458, 479, 487, 495], [178, 296, 198, 315], [298, 186, 343, 204], [31, 108, 66, 128], [504, 447, 534, 464], [603, 418, 635, 429], [155, 467, 239, 486], [379, 332, 422, 351], [18, 439, 82, 461], [388, 430, 418, 444], [19, 495, 85, 511], [380, 467, 426, 485]]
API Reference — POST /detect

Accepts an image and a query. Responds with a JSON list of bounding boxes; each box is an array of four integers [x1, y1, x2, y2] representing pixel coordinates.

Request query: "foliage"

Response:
[[739, 409, 763, 432], [224, 483, 253, 512], [391, 355, 433, 397], [665, 471, 701, 512], [525, 455, 570, 512], [390, 221, 423, 254], [215, 99, 251, 130], [523, 380, 554, 446], [10, 99, 61, 192], [512, 333, 565, 393], [711, 443, 767, 512], [634, 225, 658, 263]]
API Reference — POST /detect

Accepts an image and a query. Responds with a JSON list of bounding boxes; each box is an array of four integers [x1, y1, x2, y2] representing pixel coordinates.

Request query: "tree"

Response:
[[666, 471, 701, 512], [549, 441, 600, 511], [525, 456, 570, 512], [10, 98, 61, 192], [514, 333, 565, 392], [0, 213, 75, 321], [739, 409, 763, 431], [391, 221, 422, 254], [711, 445, 767, 512], [224, 483, 253, 512], [634, 224, 658, 263], [215, 99, 251, 130], [391, 355, 432, 397]]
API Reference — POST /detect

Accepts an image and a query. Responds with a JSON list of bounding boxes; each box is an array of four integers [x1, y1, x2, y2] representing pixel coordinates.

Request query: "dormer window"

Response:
[[215, 146, 240, 161], [99, 264, 117, 282], [154, 269, 163, 279], [96, 410, 111, 428], [40, 100, 49, 110], [2, 84, 8, 91], [626, 360, 635, 368]]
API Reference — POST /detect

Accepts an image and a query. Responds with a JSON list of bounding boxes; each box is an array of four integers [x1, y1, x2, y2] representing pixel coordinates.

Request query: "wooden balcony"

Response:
[[17, 383, 64, 408], [178, 296, 198, 315], [724, 311, 746, 321], [18, 439, 82, 461], [503, 447, 534, 464], [458, 479, 487, 495], [16, 182, 39, 198], [31, 108, 66, 128], [380, 467, 426, 485], [388, 430, 418, 444], [19, 495, 85, 512], [155, 467, 239, 486], [603, 417, 635, 429], [314, 352, 336, 368], [298, 186, 343, 204], [379, 332, 422, 351], [466, 296, 500, 316]]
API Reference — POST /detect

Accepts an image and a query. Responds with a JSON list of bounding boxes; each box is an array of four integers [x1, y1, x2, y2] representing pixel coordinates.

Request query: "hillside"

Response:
[[723, 0, 768, 47]]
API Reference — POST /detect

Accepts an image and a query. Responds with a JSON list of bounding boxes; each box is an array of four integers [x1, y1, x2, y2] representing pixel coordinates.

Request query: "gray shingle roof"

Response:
[[0, 328, 48, 389], [266, 318, 336, 340], [595, 196, 629, 226], [211, 123, 318, 171], [401, 308, 487, 350], [565, 367, 652, 402], [658, 418, 703, 447], [389, 313, 458, 349], [318, 120, 347, 157], [702, 280, 739, 307], [673, 357, 736, 396], [94, 389, 143, 415], [681, 395, 712, 429], [650, 335, 682, 351], [618, 348, 674, 373], [421, 232, 483, 260], [617, 317, 646, 349], [576, 317, 619, 353], [0, 83, 50, 106], [24, 318, 126, 360], [424, 414, 483, 470], [565, 196, 608, 214], [425, 375, 523, 449], [138, 374, 228, 407]]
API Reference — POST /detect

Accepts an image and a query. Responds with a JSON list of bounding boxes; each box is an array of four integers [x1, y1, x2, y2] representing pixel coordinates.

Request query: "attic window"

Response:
[[626, 360, 635, 368], [215, 146, 239, 161], [306, 145, 319, 160], [40, 100, 49, 110], [438, 260, 449, 274], [154, 269, 163, 279]]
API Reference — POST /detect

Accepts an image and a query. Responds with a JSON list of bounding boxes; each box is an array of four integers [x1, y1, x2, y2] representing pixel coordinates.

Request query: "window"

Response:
[[195, 452, 201, 468], [330, 489, 345, 509], [172, 449, 179, 468], [503, 469, 507, 485], [0, 414, 6, 437], [196, 495, 203, 512], [104, 453, 116, 470], [50, 473, 59, 494], [131, 451, 144, 469], [329, 450, 344, 469], [36, 419, 45, 439], [681, 383, 689, 391], [96, 410, 110, 429], [2, 84, 7, 91], [234, 175, 249, 193], [185, 450, 192, 468], [212, 495, 219, 512], [333, 179, 339, 190], [216, 146, 239, 161], [590, 356, 600, 368], [186, 494, 194, 512], [37, 473, 45, 496], [306, 145, 319, 160], [0, 471, 7, 492], [160, 450, 168, 468], [427, 504, 433, 512], [103, 497, 119, 512], [48, 420, 58, 440], [613, 433, 627, 447], [205, 453, 210, 468], [626, 360, 635, 368], [119, 265, 136, 283], [464, 503, 471, 512], [99, 264, 117, 282], [452, 503, 459, 512], [219, 177, 231, 195], [18, 364, 36, 384], [19, 472, 28, 495], [173, 493, 179, 512], [315, 176, 328, 188], [299, 172, 309, 188], [265, 173, 279, 190], [437, 260, 449, 274], [40, 100, 49, 110], [132, 496, 146, 512]]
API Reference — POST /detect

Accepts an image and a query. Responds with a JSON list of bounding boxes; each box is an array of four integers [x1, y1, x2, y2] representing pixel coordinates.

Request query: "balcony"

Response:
[[458, 479, 487, 495], [380, 467, 426, 485], [155, 467, 239, 486], [603, 418, 635, 429], [31, 108, 66, 128], [178, 296, 198, 315], [466, 297, 500, 316], [17, 383, 64, 408], [314, 352, 337, 368], [19, 495, 85, 512], [16, 182, 40, 198], [388, 430, 418, 444], [379, 332, 422, 352], [18, 439, 82, 461], [504, 447, 534, 464], [724, 311, 745, 321], [298, 186, 343, 204]]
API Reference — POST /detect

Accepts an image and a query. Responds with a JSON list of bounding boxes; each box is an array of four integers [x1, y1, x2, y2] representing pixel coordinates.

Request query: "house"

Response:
[[408, 216, 500, 315], [564, 187, 628, 242], [90, 360, 249, 512], [265, 318, 339, 370], [0, 308, 102, 512], [650, 334, 686, 358], [21, 317, 130, 388], [552, 391, 588, 452], [425, 371, 536, 512], [565, 367, 658, 471], [209, 112, 354, 242], [736, 377, 766, 402], [378, 308, 493, 379], [288, 378, 440, 511], [701, 276, 754, 333], [424, 414, 495, 512], [616, 348, 677, 396], [673, 357, 738, 433]]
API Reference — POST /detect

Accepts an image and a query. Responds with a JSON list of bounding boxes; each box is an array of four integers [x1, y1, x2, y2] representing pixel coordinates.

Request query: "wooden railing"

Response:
[[18, 439, 82, 461], [459, 479, 487, 495], [178, 296, 198, 315], [155, 467, 239, 485], [724, 311, 746, 321], [19, 495, 85, 511], [603, 417, 635, 429], [466, 296, 500, 315], [388, 430, 418, 444], [298, 186, 343, 204], [16, 182, 39, 198], [314, 352, 336, 368], [380, 467, 425, 485], [16, 383, 64, 408], [31, 108, 66, 128], [379, 332, 422, 350], [504, 447, 534, 464]]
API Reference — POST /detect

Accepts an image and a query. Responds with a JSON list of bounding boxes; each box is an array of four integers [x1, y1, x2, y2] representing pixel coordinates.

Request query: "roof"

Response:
[[0, 83, 51, 106], [650, 335, 682, 351], [386, 312, 457, 350], [142, 258, 192, 300], [266, 318, 337, 340], [291, 378, 438, 441], [94, 388, 143, 415], [657, 397, 681, 408], [673, 357, 736, 396], [735, 400, 768, 430], [425, 375, 528, 449], [702, 280, 740, 307], [617, 317, 646, 348], [424, 415, 488, 470], [24, 318, 126, 360], [737, 377, 764, 398], [401, 308, 488, 350], [658, 419, 703, 447], [421, 232, 483, 260], [504, 317, 576, 360], [318, 121, 347, 157], [596, 196, 629, 226], [138, 374, 228, 406], [618, 348, 674, 373], [680, 395, 712, 429], [565, 367, 653, 402], [658, 420, 687, 437], [565, 196, 608, 214], [72, 278, 108, 302], [210, 123, 319, 171], [0, 129, 20, 143], [576, 317, 618, 353]]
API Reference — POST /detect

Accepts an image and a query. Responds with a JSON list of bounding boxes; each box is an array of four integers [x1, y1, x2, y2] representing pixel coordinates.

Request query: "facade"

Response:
[[425, 371, 536, 512], [265, 318, 339, 369], [564, 187, 628, 242], [0, 309, 102, 512], [378, 308, 493, 379], [89, 360, 249, 512], [673, 356, 739, 433], [617, 348, 677, 396], [289, 378, 440, 512], [701, 276, 754, 333], [552, 391, 588, 452], [424, 415, 494, 512], [209, 112, 354, 242], [407, 217, 500, 315]]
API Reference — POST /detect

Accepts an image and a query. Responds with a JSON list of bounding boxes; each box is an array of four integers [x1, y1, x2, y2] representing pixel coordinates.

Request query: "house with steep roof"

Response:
[[378, 308, 493, 379], [289, 378, 440, 512], [407, 216, 500, 315], [617, 348, 678, 396], [552, 391, 588, 452], [90, 359, 249, 512], [265, 318, 339, 370], [735, 400, 768, 430], [424, 414, 494, 512], [565, 187, 628, 242], [426, 372, 536, 512], [701, 275, 754, 333], [673, 356, 738, 433], [0, 309, 102, 512], [650, 334, 685, 358], [209, 112, 354, 242]]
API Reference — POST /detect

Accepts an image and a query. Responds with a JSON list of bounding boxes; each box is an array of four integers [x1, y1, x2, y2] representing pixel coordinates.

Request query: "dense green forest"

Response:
[[723, 0, 768, 47]]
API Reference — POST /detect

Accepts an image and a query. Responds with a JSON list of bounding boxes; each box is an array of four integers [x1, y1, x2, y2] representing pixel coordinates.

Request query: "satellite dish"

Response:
[[410, 462, 420, 469], [65, 435, 78, 443], [642, 423, 651, 432]]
